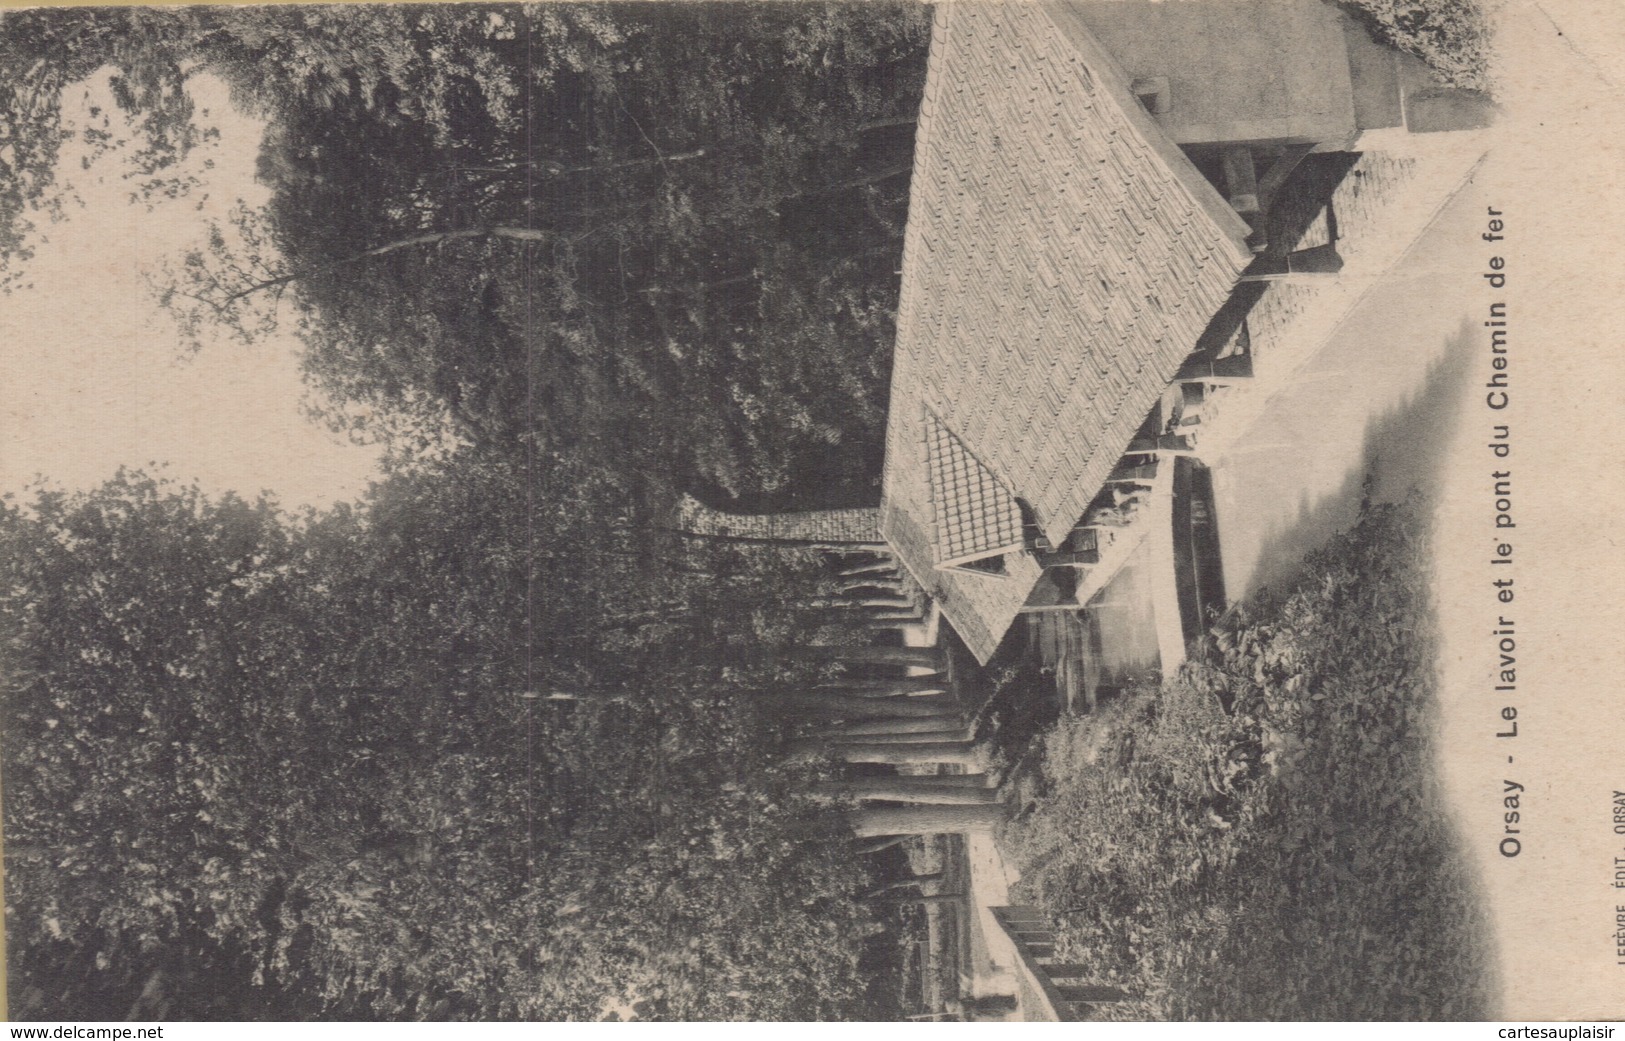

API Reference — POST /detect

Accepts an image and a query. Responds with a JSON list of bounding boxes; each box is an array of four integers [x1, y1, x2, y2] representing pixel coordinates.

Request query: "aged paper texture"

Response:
[[0, 0, 1622, 1023]]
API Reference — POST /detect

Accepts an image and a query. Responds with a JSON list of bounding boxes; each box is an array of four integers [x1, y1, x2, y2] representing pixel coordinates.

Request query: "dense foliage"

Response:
[[1002, 495, 1497, 1020], [1338, 0, 1492, 90], [1, 3, 927, 508], [1, 2, 931, 1019], [1, 462, 882, 1019]]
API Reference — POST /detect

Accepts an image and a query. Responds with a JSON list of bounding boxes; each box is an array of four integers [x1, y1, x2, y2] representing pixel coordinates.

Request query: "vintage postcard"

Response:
[[0, 0, 1621, 1024]]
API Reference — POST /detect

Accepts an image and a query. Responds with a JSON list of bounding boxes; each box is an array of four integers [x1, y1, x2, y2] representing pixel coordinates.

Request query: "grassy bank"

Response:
[[1001, 494, 1498, 1020]]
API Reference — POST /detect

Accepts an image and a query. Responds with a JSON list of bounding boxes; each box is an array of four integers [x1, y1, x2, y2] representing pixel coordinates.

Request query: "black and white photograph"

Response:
[[0, 0, 1621, 1023]]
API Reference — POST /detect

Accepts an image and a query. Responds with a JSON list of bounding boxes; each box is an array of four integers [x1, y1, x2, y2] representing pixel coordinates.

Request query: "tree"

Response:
[[178, 3, 923, 506], [849, 804, 1008, 839], [0, 3, 941, 1017], [0, 7, 213, 289], [816, 779, 999, 806], [810, 742, 985, 770], [0, 471, 323, 1016], [1, 455, 894, 1019]]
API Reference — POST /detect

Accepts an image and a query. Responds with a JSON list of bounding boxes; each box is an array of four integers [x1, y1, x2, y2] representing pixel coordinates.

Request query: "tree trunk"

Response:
[[814, 675, 945, 697], [816, 778, 999, 804], [821, 741, 983, 769], [448, 147, 707, 178], [223, 225, 555, 304], [806, 715, 965, 738], [780, 692, 957, 720], [839, 560, 898, 579], [788, 723, 964, 755], [641, 270, 761, 298], [790, 645, 945, 670], [816, 727, 973, 746], [865, 619, 931, 635], [858, 116, 919, 134], [851, 835, 910, 855], [1056, 985, 1129, 1003], [883, 771, 993, 788], [805, 595, 914, 611], [862, 872, 944, 898], [802, 608, 920, 625], [865, 892, 964, 907], [850, 802, 1007, 837], [790, 162, 913, 199]]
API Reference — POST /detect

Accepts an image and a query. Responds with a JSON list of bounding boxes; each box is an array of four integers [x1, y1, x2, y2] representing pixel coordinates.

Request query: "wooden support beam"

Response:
[[1219, 146, 1260, 215], [1035, 547, 1098, 568], [1176, 351, 1254, 382], [1255, 141, 1316, 210], [1238, 242, 1345, 283]]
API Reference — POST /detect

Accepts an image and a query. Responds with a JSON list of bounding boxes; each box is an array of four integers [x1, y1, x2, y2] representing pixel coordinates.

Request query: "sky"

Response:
[[0, 71, 382, 512]]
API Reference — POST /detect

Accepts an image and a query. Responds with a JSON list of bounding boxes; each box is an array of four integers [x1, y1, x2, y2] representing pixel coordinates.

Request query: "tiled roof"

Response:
[[879, 1, 1252, 663], [924, 409, 1025, 568]]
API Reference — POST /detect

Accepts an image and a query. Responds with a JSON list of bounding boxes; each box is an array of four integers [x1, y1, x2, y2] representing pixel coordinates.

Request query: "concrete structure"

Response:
[[1078, 0, 1367, 147], [1073, 0, 1493, 151]]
